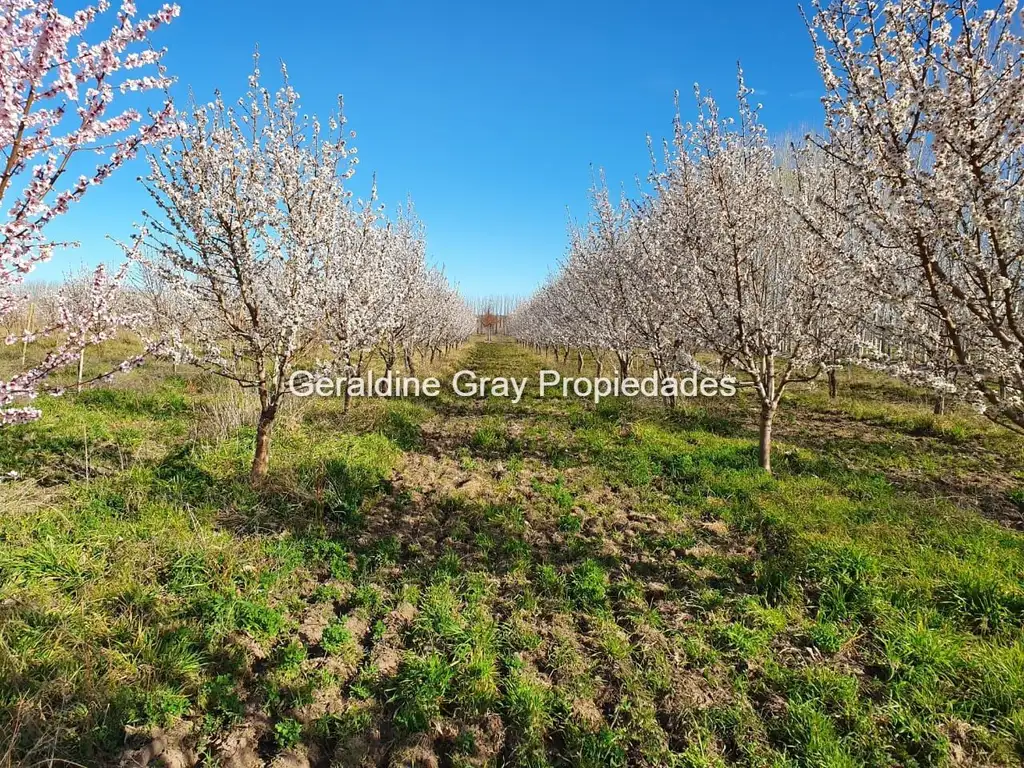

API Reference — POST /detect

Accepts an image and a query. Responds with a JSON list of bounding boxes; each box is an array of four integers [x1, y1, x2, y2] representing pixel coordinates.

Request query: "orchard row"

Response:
[[510, 0, 1024, 472], [0, 2, 476, 480]]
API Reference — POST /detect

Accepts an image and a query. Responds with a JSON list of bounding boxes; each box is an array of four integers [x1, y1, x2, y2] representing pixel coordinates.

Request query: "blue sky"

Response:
[[38, 0, 826, 298]]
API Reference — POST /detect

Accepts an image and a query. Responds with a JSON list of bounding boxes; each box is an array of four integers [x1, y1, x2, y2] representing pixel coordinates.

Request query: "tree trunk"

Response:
[[381, 342, 396, 377], [617, 352, 630, 378], [577, 349, 584, 373], [759, 404, 776, 474], [654, 365, 669, 408], [21, 303, 34, 367], [251, 406, 277, 482], [828, 369, 838, 400], [934, 393, 946, 415]]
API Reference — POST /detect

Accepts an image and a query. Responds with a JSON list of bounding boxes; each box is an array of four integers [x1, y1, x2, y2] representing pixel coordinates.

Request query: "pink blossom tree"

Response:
[[1, 0, 179, 425]]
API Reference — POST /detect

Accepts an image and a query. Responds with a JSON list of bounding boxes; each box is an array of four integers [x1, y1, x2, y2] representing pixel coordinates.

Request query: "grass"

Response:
[[0, 338, 1023, 766]]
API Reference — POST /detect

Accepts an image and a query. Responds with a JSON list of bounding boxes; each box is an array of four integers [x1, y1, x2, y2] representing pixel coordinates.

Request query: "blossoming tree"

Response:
[[137, 58, 352, 481], [510, 75, 869, 473], [1, 0, 178, 425], [808, 0, 1024, 428]]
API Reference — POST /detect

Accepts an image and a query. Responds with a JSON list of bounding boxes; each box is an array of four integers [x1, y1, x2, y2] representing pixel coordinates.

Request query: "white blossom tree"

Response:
[[807, 0, 1024, 428], [319, 193, 474, 407], [319, 188, 388, 393], [655, 78, 864, 471], [137, 56, 473, 478], [1, 0, 178, 425], [786, 139, 877, 402], [510, 74, 868, 473], [137, 57, 353, 481], [403, 267, 476, 370], [365, 206, 429, 376]]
